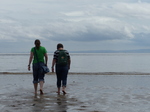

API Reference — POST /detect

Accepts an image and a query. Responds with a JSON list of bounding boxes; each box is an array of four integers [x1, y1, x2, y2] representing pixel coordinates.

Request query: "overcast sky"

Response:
[[0, 0, 150, 53]]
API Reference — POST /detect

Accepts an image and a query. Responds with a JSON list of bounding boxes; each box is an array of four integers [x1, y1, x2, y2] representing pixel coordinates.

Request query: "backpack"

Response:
[[57, 50, 68, 65]]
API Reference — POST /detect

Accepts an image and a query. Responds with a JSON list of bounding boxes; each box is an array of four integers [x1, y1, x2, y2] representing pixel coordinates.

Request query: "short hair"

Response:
[[57, 43, 63, 49], [34, 39, 41, 48]]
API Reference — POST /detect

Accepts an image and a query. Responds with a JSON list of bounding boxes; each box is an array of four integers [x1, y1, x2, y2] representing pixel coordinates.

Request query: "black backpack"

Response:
[[57, 50, 68, 65]]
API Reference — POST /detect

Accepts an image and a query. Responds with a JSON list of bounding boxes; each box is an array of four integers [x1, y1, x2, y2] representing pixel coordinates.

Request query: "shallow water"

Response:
[[1, 53, 150, 73], [1, 74, 150, 112]]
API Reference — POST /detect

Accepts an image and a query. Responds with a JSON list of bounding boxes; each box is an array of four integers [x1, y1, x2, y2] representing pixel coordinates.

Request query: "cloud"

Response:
[[47, 17, 134, 42], [0, 1, 147, 40], [0, 0, 150, 52], [112, 2, 150, 19]]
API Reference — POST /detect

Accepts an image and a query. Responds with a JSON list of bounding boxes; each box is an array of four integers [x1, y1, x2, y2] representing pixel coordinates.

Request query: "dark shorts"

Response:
[[56, 65, 69, 88], [32, 62, 45, 84]]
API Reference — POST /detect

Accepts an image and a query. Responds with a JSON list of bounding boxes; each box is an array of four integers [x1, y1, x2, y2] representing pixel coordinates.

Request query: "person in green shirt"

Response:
[[28, 39, 48, 94]]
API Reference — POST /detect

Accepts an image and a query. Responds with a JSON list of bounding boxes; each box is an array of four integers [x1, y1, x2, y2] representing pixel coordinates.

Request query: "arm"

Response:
[[28, 52, 34, 71], [68, 58, 71, 70], [51, 58, 56, 72], [67, 51, 71, 70], [44, 53, 48, 66]]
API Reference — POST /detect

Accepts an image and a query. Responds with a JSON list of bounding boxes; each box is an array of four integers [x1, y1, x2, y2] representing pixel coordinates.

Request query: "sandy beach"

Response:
[[1, 73, 150, 112]]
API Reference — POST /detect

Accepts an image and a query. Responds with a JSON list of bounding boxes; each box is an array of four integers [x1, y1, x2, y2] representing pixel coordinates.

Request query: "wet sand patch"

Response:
[[0, 89, 84, 112], [1, 74, 150, 112]]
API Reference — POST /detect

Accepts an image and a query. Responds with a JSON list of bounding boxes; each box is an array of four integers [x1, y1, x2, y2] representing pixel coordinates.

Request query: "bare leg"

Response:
[[39, 81, 44, 94], [57, 88, 61, 94], [34, 83, 38, 94]]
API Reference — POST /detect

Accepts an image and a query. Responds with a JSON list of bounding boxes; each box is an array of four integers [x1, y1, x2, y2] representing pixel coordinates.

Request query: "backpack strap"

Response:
[[34, 47, 39, 63]]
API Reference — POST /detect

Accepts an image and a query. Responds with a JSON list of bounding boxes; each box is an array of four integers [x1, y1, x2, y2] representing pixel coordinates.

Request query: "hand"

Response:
[[51, 67, 54, 73], [28, 65, 30, 71]]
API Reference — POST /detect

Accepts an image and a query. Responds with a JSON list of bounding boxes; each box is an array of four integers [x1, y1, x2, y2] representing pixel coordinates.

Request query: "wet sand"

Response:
[[1, 74, 150, 112]]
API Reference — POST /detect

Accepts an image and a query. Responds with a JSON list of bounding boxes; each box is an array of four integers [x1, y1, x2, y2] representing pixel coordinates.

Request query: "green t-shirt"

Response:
[[31, 46, 47, 64]]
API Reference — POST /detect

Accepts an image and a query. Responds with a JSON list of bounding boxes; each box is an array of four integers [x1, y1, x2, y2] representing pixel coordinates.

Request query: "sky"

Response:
[[0, 0, 150, 53]]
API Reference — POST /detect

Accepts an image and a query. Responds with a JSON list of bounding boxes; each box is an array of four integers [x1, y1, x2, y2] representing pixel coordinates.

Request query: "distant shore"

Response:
[[1, 72, 150, 75]]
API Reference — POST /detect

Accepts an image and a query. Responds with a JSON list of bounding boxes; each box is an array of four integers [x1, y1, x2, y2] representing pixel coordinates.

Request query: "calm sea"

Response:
[[0, 53, 150, 73]]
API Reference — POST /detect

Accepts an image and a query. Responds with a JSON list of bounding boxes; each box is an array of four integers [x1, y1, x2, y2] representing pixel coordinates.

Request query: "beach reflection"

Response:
[[32, 94, 45, 112], [56, 94, 67, 112], [32, 94, 68, 112]]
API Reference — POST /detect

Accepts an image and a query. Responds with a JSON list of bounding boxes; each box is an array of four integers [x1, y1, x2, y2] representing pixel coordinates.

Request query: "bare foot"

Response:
[[40, 89, 44, 95], [62, 90, 66, 94], [56, 91, 60, 95]]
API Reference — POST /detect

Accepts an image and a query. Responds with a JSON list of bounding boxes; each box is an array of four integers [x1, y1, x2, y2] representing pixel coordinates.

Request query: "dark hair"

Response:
[[34, 39, 41, 48], [57, 43, 63, 49]]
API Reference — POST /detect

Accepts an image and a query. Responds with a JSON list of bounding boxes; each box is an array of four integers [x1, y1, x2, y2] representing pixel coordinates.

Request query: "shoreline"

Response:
[[1, 72, 150, 75]]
